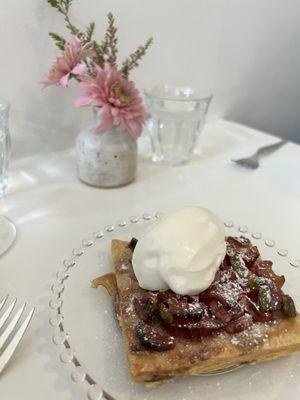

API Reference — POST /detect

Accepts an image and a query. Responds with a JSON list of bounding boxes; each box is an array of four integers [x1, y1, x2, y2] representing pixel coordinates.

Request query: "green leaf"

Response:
[[62, 0, 73, 12], [121, 35, 153, 78], [47, 0, 59, 8], [65, 21, 80, 36], [107, 12, 114, 22], [49, 32, 66, 51], [86, 21, 95, 41], [145, 37, 154, 48]]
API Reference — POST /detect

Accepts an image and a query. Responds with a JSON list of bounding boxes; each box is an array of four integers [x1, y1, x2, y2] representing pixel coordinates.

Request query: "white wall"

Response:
[[1, 0, 300, 156]]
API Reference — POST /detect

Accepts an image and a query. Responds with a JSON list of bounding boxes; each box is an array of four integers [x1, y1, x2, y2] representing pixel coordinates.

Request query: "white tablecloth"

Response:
[[1, 119, 300, 399]]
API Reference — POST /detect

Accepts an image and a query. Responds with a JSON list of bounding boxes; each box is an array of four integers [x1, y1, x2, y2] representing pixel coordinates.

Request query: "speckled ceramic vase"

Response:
[[76, 113, 137, 188]]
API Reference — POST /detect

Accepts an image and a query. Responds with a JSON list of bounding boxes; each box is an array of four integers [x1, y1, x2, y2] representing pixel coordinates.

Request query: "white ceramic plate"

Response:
[[49, 213, 300, 400]]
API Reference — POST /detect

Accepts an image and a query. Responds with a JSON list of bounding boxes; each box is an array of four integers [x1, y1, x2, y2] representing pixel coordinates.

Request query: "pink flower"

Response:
[[75, 63, 146, 138], [42, 37, 94, 88]]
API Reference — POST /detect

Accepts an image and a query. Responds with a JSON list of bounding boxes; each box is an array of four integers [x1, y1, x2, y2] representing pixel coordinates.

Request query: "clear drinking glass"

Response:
[[0, 98, 16, 256], [145, 85, 212, 166]]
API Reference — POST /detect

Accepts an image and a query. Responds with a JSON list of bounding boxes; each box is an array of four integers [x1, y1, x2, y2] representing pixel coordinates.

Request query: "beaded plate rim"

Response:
[[48, 213, 300, 400]]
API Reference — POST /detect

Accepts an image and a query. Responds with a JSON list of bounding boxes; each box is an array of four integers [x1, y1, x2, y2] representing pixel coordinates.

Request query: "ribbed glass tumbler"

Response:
[[145, 86, 212, 166]]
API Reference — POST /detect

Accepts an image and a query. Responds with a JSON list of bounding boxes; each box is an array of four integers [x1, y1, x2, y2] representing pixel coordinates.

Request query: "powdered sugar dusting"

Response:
[[120, 262, 130, 271], [229, 322, 272, 348], [125, 302, 134, 315]]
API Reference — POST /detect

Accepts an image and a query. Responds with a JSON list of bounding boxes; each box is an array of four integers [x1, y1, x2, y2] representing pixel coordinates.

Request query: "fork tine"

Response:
[[0, 308, 34, 375], [231, 159, 258, 169], [0, 295, 9, 312], [0, 299, 17, 331], [0, 303, 26, 352]]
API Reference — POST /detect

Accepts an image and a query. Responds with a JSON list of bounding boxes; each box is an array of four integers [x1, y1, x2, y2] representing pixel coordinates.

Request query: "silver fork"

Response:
[[231, 139, 287, 169], [0, 295, 34, 374]]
